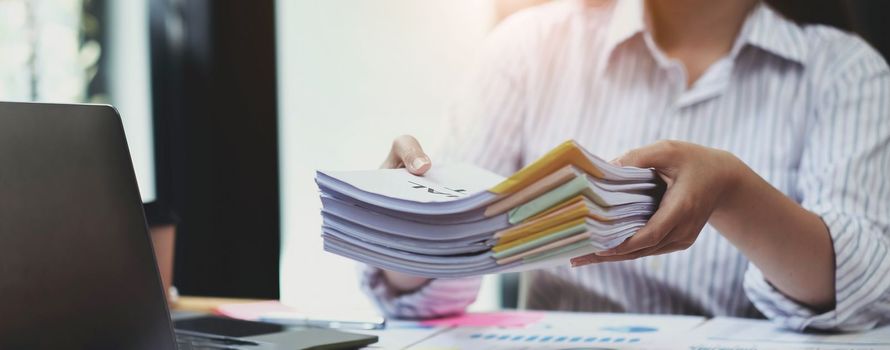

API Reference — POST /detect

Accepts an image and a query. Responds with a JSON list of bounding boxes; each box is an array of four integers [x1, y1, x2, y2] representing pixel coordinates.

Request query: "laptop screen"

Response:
[[0, 102, 176, 349]]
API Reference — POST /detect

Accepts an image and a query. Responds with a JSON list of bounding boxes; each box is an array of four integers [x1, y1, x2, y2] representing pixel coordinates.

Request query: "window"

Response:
[[0, 0, 155, 201]]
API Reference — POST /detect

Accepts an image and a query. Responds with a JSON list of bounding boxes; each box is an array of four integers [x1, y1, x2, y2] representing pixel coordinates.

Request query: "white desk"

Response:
[[357, 313, 890, 350], [174, 298, 890, 350], [355, 312, 704, 349]]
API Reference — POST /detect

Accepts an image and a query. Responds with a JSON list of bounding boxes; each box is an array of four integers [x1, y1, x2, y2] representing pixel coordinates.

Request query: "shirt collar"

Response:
[[742, 3, 808, 64], [598, 0, 808, 76], [600, 0, 646, 65]]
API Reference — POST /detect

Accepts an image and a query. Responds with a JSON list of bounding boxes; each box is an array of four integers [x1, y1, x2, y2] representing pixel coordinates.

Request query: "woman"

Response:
[[363, 0, 890, 331]]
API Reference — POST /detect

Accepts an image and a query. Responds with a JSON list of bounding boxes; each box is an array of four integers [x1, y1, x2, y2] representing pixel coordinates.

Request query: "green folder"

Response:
[[492, 222, 588, 259], [508, 175, 605, 224]]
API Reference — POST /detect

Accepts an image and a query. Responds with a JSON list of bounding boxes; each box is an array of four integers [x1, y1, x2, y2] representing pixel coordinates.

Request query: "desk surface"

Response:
[[169, 298, 703, 349], [167, 298, 890, 349]]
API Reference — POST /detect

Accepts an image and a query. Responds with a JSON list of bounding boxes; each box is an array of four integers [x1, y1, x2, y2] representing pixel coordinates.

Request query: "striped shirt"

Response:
[[361, 0, 890, 331]]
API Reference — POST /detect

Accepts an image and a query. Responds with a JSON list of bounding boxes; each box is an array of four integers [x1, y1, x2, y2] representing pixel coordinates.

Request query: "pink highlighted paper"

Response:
[[215, 302, 545, 329], [420, 311, 545, 328], [214, 301, 296, 321]]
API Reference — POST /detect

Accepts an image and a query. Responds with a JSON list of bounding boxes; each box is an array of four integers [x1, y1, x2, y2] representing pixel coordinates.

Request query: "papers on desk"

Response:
[[354, 321, 450, 350], [419, 311, 546, 328], [678, 317, 890, 350], [362, 313, 890, 350], [409, 312, 706, 350], [316, 140, 665, 277]]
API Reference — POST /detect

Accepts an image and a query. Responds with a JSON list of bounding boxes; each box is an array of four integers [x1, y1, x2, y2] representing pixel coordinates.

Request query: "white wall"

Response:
[[276, 1, 499, 315], [107, 0, 155, 202]]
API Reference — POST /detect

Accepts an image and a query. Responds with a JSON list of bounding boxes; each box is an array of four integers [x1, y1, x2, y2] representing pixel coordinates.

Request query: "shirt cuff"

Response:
[[360, 265, 483, 319], [743, 205, 890, 331]]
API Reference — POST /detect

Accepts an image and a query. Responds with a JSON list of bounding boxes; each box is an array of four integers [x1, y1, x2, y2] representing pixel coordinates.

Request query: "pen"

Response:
[[259, 312, 386, 330]]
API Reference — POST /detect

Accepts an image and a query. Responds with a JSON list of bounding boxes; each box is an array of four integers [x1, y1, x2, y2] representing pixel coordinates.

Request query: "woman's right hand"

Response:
[[379, 135, 433, 292]]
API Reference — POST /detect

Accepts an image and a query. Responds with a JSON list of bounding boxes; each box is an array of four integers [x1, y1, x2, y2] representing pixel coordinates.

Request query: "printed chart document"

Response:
[[408, 312, 706, 350], [676, 317, 890, 350], [316, 140, 665, 277], [352, 321, 450, 350]]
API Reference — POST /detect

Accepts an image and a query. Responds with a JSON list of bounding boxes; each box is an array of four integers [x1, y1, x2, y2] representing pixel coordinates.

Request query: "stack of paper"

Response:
[[316, 140, 664, 278]]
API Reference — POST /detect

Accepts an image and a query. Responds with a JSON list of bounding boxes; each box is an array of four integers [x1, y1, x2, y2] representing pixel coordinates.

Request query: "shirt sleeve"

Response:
[[743, 39, 890, 331], [360, 265, 483, 319], [358, 14, 532, 319]]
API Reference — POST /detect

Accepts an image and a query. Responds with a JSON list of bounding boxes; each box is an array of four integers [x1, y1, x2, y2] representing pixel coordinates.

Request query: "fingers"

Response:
[[569, 185, 701, 267], [598, 190, 690, 256], [616, 140, 688, 170], [571, 240, 666, 266], [569, 252, 599, 267], [570, 240, 690, 267], [381, 135, 431, 175], [570, 140, 711, 268], [570, 200, 704, 267]]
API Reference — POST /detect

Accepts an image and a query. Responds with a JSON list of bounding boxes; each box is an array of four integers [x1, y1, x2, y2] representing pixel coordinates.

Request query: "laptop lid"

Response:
[[0, 102, 176, 349]]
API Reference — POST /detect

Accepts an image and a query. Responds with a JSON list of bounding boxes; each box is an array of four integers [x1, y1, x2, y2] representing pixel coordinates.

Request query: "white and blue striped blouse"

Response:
[[361, 0, 890, 331]]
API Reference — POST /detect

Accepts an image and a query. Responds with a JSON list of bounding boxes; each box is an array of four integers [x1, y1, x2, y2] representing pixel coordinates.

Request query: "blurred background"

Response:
[[0, 0, 886, 317]]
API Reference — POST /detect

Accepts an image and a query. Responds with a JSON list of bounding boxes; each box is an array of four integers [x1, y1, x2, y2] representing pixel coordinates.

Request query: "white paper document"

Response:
[[317, 164, 503, 214], [677, 317, 890, 350], [409, 313, 706, 350], [352, 321, 450, 350]]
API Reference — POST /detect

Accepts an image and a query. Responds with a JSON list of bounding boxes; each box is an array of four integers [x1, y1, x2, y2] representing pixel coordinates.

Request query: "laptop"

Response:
[[0, 102, 378, 349]]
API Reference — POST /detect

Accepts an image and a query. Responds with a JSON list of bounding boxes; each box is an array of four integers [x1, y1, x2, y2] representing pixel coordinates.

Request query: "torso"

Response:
[[502, 0, 824, 317]]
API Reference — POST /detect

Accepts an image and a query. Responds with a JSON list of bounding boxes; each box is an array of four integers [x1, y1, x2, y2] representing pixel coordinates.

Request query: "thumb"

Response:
[[614, 148, 652, 168], [615, 141, 679, 169], [403, 151, 431, 174], [392, 135, 432, 175]]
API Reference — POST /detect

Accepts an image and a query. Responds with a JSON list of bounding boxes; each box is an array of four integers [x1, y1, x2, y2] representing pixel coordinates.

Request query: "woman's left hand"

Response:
[[571, 140, 744, 267]]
